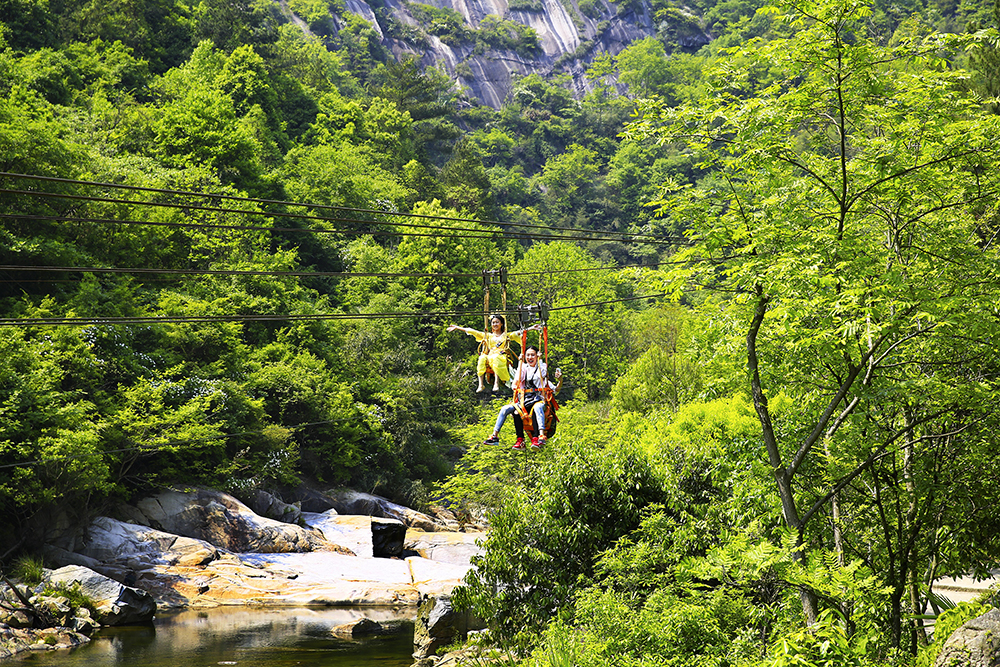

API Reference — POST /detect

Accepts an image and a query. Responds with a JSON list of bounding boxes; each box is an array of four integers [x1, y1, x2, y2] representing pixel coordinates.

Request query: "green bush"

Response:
[[407, 3, 474, 44], [452, 433, 672, 649]]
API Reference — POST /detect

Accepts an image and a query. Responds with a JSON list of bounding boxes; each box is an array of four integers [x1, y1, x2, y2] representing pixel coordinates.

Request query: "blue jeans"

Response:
[[494, 401, 545, 438]]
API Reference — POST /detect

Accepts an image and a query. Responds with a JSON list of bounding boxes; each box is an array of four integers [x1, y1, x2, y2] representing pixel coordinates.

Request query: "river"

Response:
[[7, 607, 416, 667]]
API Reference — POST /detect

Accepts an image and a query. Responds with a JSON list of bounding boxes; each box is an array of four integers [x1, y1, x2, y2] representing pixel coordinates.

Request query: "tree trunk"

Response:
[[747, 289, 819, 623]]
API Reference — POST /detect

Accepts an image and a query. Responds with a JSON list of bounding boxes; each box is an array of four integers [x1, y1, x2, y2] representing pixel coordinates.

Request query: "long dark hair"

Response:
[[489, 314, 506, 333]]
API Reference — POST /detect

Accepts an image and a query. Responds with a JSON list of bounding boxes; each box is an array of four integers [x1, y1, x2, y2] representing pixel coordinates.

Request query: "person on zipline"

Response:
[[483, 345, 562, 450], [448, 314, 537, 392]]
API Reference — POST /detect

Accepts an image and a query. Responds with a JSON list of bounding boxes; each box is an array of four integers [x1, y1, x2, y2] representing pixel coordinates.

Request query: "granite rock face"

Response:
[[304, 0, 709, 108]]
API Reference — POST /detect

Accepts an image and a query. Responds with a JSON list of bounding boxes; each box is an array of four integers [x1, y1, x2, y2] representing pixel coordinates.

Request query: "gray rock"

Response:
[[330, 617, 383, 638], [78, 516, 220, 568], [405, 530, 484, 566], [371, 518, 407, 558], [238, 489, 305, 526], [322, 489, 443, 532], [45, 565, 155, 626], [134, 488, 328, 553], [281, 486, 340, 514], [0, 625, 90, 658], [413, 595, 485, 659], [934, 608, 1000, 667]]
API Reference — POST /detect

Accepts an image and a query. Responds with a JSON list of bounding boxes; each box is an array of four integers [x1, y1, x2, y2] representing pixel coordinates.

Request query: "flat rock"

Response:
[[302, 512, 373, 558], [405, 530, 485, 566]]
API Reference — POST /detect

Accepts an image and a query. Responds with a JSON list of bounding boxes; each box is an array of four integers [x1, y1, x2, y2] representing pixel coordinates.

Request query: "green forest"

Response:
[[3, 0, 1000, 661]]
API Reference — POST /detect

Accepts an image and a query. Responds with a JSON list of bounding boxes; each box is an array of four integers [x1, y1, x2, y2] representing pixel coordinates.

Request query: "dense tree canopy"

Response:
[[3, 0, 1000, 662]]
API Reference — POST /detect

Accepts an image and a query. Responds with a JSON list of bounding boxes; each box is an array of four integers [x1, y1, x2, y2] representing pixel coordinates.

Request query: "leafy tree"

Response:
[[629, 0, 1000, 640], [0, 0, 57, 50], [610, 304, 702, 413], [0, 325, 109, 550], [452, 431, 672, 649], [335, 12, 387, 82], [0, 87, 83, 178], [193, 0, 280, 53], [153, 85, 263, 189], [615, 36, 671, 98], [510, 243, 634, 398]]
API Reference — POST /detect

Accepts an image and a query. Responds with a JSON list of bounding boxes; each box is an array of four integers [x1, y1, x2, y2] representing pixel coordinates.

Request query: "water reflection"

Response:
[[10, 607, 416, 667]]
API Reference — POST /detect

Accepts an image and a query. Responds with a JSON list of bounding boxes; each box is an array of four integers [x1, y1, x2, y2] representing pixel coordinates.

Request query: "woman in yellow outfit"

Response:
[[448, 315, 538, 392]]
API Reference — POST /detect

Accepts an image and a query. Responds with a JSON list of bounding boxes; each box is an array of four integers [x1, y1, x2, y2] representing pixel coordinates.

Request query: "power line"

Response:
[[0, 171, 689, 245], [0, 264, 475, 280], [0, 293, 666, 327], [0, 258, 681, 281], [0, 209, 677, 247]]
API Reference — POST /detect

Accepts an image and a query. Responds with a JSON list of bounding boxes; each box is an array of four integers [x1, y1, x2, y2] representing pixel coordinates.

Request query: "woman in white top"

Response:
[[483, 346, 562, 450]]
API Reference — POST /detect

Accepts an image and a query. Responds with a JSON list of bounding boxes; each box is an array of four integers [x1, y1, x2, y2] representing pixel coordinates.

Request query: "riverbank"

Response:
[[40, 486, 484, 611], [2, 486, 484, 661]]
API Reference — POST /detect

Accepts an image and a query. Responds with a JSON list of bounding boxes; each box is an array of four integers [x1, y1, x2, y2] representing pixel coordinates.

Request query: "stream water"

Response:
[[7, 607, 416, 667]]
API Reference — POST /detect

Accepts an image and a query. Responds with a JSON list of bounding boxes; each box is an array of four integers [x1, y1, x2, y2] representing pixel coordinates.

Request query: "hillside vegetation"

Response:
[[3, 0, 1000, 662]]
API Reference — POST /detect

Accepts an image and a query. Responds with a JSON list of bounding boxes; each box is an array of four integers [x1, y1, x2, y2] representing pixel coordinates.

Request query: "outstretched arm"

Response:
[[448, 325, 486, 342], [509, 323, 543, 337]]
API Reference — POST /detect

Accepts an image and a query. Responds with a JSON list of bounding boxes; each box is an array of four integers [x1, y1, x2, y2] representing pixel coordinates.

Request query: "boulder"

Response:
[[78, 516, 221, 568], [412, 594, 485, 659], [133, 488, 328, 553], [302, 512, 371, 558], [372, 518, 406, 558], [330, 617, 383, 638], [281, 486, 340, 513], [237, 489, 304, 526], [934, 608, 1000, 667], [301, 512, 406, 559], [0, 625, 90, 658], [45, 565, 155, 626], [405, 530, 485, 566]]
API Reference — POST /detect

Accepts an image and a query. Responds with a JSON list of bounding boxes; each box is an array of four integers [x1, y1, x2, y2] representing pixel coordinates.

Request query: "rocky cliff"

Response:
[[336, 0, 711, 107]]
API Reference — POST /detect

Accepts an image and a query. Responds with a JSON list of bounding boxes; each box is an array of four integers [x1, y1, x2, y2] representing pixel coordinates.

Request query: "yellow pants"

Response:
[[477, 352, 511, 383]]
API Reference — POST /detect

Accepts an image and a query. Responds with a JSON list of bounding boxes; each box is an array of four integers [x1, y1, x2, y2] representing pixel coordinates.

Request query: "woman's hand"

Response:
[[447, 325, 461, 332]]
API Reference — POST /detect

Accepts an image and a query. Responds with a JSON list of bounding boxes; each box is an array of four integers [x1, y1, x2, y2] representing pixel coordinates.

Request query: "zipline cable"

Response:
[[0, 172, 688, 244]]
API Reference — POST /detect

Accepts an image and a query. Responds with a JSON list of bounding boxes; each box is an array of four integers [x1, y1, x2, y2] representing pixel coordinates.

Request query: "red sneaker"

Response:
[[530, 437, 540, 449], [512, 438, 525, 450]]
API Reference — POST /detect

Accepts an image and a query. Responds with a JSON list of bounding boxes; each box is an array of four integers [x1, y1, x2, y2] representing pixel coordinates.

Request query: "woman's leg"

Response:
[[492, 403, 516, 435], [475, 354, 488, 391], [489, 352, 511, 385], [533, 402, 546, 437]]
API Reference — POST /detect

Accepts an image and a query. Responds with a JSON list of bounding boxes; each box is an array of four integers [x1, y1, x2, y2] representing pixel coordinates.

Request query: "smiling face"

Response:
[[524, 348, 538, 366], [490, 316, 504, 333]]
